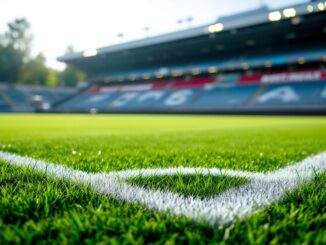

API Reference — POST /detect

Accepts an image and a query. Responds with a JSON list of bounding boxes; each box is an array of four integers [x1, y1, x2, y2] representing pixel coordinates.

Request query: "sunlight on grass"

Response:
[[128, 174, 249, 199], [0, 114, 325, 244]]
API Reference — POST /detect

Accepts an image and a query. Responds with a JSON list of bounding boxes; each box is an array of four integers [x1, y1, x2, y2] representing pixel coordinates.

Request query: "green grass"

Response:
[[127, 174, 249, 199], [0, 114, 325, 244]]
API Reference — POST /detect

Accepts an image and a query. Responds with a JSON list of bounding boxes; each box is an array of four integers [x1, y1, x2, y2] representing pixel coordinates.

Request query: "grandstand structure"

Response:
[[0, 84, 75, 112], [56, 0, 326, 114]]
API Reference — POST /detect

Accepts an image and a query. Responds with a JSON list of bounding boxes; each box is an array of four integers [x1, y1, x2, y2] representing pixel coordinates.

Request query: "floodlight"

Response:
[[242, 63, 250, 70], [142, 74, 150, 80], [172, 70, 183, 77], [283, 8, 296, 18], [268, 11, 282, 21], [156, 73, 164, 79], [208, 23, 224, 33], [265, 61, 272, 68], [129, 74, 137, 81], [83, 49, 97, 57], [318, 2, 325, 11], [208, 67, 219, 74], [298, 57, 305, 65], [307, 5, 314, 13], [191, 68, 201, 75]]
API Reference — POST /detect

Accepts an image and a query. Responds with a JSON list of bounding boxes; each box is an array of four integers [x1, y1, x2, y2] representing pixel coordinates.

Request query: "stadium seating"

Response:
[[55, 69, 326, 113], [60, 92, 114, 110], [0, 95, 6, 106], [0, 85, 76, 112], [253, 82, 326, 107], [4, 88, 30, 105], [2, 69, 325, 113], [193, 85, 258, 109]]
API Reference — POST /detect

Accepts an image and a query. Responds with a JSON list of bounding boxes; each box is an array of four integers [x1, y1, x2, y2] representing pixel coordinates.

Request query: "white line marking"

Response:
[[0, 150, 325, 226]]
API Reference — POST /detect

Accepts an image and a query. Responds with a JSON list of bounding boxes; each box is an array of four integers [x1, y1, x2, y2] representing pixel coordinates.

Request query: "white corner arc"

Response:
[[0, 150, 325, 226]]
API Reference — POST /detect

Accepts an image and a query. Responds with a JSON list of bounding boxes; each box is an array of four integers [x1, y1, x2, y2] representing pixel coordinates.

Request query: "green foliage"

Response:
[[57, 45, 87, 87], [0, 18, 86, 86], [0, 18, 32, 83], [0, 44, 24, 83], [4, 18, 32, 56], [59, 64, 86, 87], [45, 69, 59, 87], [19, 53, 48, 86], [0, 115, 325, 244]]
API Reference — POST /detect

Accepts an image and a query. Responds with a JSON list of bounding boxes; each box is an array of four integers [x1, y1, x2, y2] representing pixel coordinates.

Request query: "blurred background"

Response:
[[0, 0, 325, 113]]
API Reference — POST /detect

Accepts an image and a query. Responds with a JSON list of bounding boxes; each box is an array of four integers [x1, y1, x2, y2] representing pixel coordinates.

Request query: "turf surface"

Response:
[[0, 114, 325, 244], [127, 174, 249, 199]]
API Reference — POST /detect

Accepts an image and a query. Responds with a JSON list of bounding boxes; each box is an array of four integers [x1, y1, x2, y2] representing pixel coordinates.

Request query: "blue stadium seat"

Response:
[[253, 82, 326, 106], [5, 89, 30, 105], [193, 85, 258, 108], [156, 88, 201, 108], [59, 92, 119, 110], [107, 91, 163, 109], [35, 90, 56, 102], [59, 93, 94, 110], [66, 94, 92, 109], [0, 108, 12, 112], [0, 86, 77, 112], [0, 96, 7, 107], [53, 74, 326, 113], [82, 93, 119, 109], [51, 91, 75, 103], [104, 88, 200, 110], [127, 90, 168, 108]]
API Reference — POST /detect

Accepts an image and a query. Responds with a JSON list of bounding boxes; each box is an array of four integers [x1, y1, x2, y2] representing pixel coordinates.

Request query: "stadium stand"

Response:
[[2, 0, 325, 114], [54, 0, 326, 114], [0, 84, 76, 112], [253, 82, 326, 107], [193, 85, 259, 109], [0, 95, 9, 112], [55, 69, 326, 113]]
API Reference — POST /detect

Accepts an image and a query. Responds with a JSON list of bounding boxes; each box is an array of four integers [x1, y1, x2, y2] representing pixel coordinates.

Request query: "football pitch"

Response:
[[0, 114, 325, 244]]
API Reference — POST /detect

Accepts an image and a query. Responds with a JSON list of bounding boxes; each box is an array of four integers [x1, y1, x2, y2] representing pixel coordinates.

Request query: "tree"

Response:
[[0, 19, 86, 87], [59, 46, 87, 87], [5, 18, 32, 58], [0, 18, 32, 83], [59, 65, 86, 87], [46, 69, 59, 87], [0, 44, 24, 83], [19, 53, 48, 86]]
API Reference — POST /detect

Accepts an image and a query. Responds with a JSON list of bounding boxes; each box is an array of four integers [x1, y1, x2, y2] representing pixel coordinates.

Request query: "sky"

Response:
[[0, 0, 308, 70]]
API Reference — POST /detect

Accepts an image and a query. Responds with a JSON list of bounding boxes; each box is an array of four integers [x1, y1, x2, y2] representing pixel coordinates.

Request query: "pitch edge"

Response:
[[0, 150, 325, 226]]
